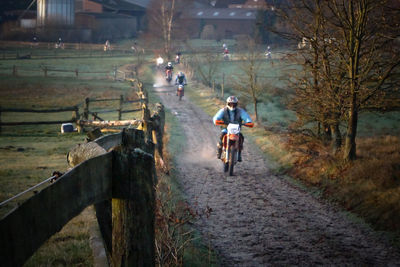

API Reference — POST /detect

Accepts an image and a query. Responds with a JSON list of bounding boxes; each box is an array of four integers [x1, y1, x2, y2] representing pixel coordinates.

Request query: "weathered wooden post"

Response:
[[112, 143, 155, 266], [44, 67, 48, 77], [212, 80, 215, 92], [84, 97, 90, 120], [72, 106, 82, 133], [75, 69, 79, 77], [151, 103, 165, 166], [221, 72, 225, 98], [12, 65, 17, 76], [118, 95, 123, 120]]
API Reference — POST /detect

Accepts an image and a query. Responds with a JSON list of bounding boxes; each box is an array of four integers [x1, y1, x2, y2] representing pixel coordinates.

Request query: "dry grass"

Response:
[[281, 133, 400, 233], [325, 136, 400, 231]]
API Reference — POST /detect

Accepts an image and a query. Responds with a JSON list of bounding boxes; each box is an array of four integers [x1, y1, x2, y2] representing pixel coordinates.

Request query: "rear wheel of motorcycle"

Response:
[[228, 148, 236, 176]]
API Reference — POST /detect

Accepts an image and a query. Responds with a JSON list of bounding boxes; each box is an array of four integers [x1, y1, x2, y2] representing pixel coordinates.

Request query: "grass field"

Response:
[[0, 48, 144, 265]]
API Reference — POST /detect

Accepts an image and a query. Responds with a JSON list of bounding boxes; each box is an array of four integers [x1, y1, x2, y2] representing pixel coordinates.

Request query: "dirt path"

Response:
[[152, 74, 400, 266]]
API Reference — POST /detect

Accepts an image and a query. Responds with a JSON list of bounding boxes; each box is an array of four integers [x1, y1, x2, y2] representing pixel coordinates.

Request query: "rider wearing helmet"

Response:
[[175, 71, 187, 85], [165, 62, 174, 71], [213, 96, 253, 162], [175, 71, 187, 95]]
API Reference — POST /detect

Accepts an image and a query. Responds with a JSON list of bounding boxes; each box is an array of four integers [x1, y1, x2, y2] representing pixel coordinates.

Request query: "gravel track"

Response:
[[152, 77, 400, 266]]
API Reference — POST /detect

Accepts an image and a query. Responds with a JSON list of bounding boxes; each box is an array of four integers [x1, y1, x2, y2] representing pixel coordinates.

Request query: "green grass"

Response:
[[0, 46, 147, 266]]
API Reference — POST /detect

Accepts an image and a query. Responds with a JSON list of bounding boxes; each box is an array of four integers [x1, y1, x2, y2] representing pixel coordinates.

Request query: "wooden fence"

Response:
[[0, 40, 143, 58], [0, 78, 147, 133], [0, 79, 165, 266], [0, 65, 116, 79]]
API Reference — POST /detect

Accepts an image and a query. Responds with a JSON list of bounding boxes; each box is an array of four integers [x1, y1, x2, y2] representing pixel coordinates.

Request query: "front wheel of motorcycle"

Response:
[[228, 148, 236, 176], [223, 161, 228, 172]]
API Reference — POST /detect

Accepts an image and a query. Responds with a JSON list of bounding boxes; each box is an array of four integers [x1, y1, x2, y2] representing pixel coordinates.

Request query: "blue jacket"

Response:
[[213, 107, 252, 126]]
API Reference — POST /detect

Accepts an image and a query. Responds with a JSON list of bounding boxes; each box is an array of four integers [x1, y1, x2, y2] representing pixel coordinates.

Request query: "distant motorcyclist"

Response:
[[175, 71, 187, 85], [175, 52, 181, 64], [165, 62, 174, 71], [165, 62, 174, 81], [156, 55, 164, 67], [213, 96, 253, 162], [175, 71, 187, 95]]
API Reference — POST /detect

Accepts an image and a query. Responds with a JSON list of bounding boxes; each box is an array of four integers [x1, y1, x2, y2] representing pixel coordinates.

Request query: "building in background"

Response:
[[180, 0, 269, 39], [1, 0, 150, 42]]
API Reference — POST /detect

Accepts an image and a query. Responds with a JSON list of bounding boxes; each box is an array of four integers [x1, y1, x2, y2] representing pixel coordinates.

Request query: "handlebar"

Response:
[[214, 120, 254, 128]]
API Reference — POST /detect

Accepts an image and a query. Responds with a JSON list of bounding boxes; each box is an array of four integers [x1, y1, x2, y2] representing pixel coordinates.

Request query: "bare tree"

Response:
[[147, 0, 179, 58], [189, 50, 220, 88], [325, 0, 400, 160], [235, 37, 268, 122], [276, 0, 400, 159]]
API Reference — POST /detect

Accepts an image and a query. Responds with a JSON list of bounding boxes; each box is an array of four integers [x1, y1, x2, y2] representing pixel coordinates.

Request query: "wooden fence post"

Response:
[[75, 69, 79, 77], [44, 67, 47, 77], [118, 95, 123, 120], [212, 80, 215, 92], [222, 72, 225, 98], [151, 103, 165, 165], [12, 65, 17, 76], [72, 106, 82, 133], [113, 66, 117, 81], [84, 97, 90, 120], [111, 131, 155, 266]]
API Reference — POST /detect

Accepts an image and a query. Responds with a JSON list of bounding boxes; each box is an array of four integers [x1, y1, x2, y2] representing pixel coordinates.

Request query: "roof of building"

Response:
[[181, 8, 257, 20], [89, 0, 150, 10], [76, 11, 135, 19]]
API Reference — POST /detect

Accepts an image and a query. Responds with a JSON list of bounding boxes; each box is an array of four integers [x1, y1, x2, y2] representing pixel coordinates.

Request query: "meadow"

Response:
[[0, 45, 145, 265]]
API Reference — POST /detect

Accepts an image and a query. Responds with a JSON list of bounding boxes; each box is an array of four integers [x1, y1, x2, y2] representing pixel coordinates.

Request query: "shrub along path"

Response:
[[151, 73, 400, 265]]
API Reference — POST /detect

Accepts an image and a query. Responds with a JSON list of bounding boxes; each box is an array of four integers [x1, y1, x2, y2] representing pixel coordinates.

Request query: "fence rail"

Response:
[[0, 65, 112, 78], [0, 82, 146, 132]]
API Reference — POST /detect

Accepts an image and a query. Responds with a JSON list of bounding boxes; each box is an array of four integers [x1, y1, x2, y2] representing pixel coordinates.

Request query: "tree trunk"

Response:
[[344, 99, 358, 161], [253, 99, 259, 122], [330, 122, 342, 154]]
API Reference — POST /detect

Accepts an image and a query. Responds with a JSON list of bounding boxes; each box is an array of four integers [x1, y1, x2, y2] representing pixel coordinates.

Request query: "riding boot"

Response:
[[216, 144, 222, 159], [237, 151, 242, 162]]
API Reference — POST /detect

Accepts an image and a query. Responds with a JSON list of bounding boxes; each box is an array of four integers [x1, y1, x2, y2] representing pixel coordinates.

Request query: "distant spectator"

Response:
[[104, 40, 111, 51]]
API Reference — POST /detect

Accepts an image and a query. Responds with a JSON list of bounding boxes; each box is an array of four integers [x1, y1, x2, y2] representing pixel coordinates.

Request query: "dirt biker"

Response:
[[213, 96, 253, 162], [156, 55, 164, 66], [165, 62, 174, 71], [175, 71, 187, 86]]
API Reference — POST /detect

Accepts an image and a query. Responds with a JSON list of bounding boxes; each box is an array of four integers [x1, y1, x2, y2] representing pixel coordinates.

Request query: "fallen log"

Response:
[[77, 119, 142, 128]]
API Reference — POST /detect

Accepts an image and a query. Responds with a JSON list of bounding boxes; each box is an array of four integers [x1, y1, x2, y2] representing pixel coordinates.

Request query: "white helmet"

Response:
[[167, 62, 172, 67], [178, 71, 184, 76], [226, 96, 238, 111]]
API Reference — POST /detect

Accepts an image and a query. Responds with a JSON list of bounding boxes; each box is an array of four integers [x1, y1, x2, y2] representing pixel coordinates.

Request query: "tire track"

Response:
[[152, 77, 400, 266]]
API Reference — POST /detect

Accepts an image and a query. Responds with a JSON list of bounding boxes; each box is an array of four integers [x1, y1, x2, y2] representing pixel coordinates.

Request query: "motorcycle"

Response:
[[214, 121, 254, 176], [176, 84, 185, 101], [166, 69, 173, 83], [175, 55, 180, 64]]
